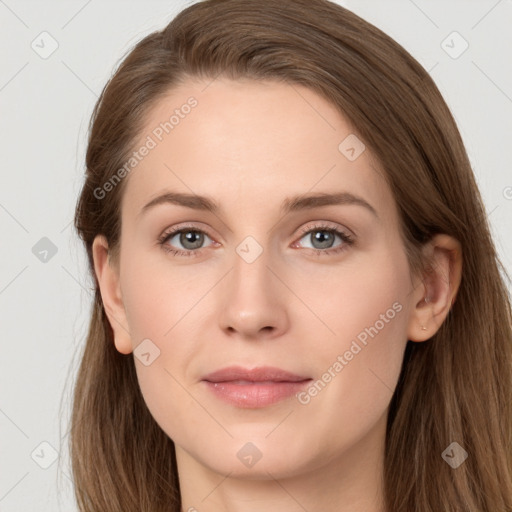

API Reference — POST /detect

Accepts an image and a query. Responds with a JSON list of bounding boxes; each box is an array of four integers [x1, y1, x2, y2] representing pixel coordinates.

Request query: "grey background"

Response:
[[0, 1, 511, 510]]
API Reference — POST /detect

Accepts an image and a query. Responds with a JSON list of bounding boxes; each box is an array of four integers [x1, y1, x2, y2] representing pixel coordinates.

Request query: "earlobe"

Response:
[[407, 234, 462, 342], [92, 235, 133, 354]]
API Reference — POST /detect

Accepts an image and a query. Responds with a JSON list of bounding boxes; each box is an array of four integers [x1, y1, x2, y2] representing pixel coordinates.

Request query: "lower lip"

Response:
[[203, 380, 312, 408]]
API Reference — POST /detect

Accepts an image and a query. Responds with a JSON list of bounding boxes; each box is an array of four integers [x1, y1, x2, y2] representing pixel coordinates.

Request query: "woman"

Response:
[[70, 0, 512, 510]]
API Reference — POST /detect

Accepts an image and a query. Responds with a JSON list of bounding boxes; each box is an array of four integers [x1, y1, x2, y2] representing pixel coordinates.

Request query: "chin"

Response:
[[185, 434, 321, 480]]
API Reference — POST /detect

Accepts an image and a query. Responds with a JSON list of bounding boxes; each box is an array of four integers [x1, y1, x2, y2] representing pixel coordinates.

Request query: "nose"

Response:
[[218, 248, 290, 340]]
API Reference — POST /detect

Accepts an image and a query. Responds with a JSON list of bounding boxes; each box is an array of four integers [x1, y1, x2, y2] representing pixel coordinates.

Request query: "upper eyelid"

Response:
[[296, 221, 353, 237], [160, 221, 352, 245]]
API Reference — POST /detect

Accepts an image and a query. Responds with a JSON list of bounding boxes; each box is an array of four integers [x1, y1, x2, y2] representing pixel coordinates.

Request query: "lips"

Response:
[[202, 366, 312, 408], [202, 365, 310, 383]]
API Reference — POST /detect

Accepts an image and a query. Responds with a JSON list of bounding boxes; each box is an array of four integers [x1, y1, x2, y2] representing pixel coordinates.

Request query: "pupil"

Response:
[[313, 231, 333, 249], [181, 231, 203, 249]]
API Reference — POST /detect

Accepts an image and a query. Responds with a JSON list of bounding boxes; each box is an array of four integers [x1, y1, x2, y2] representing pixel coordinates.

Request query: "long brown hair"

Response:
[[69, 0, 512, 510]]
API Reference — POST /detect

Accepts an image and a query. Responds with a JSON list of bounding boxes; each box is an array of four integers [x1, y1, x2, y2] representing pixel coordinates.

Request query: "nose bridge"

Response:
[[230, 237, 277, 304], [217, 236, 288, 337]]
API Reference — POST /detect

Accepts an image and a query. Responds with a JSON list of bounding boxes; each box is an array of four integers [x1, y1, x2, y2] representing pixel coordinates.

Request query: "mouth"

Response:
[[201, 366, 313, 408]]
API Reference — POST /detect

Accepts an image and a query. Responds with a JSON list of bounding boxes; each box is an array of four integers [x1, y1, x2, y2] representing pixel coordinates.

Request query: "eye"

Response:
[[158, 222, 355, 258], [158, 225, 215, 257], [293, 222, 354, 256]]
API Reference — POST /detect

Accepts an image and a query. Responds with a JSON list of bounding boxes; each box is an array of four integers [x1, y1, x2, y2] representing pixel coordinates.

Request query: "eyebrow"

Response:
[[138, 191, 378, 219]]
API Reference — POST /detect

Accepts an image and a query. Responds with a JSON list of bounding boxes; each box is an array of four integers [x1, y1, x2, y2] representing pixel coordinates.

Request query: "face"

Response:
[[94, 78, 421, 480]]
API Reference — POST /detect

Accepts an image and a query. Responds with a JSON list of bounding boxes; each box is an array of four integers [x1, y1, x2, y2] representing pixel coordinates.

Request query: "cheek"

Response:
[[120, 247, 207, 344], [295, 247, 410, 427], [292, 245, 410, 351], [118, 251, 209, 436]]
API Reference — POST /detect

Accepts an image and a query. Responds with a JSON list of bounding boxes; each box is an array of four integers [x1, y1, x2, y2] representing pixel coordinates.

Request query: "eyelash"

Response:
[[157, 222, 355, 258]]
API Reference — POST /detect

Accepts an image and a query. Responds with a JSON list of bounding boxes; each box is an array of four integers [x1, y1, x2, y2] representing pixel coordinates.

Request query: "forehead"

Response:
[[121, 78, 393, 223]]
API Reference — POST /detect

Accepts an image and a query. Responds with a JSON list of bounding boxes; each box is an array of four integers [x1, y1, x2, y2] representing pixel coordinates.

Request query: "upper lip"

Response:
[[202, 365, 311, 383]]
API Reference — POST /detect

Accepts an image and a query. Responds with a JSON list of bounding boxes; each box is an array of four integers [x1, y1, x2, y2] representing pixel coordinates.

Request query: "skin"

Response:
[[92, 78, 462, 512]]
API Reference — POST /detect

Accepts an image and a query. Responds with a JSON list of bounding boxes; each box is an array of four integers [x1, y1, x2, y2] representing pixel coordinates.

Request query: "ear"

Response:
[[407, 234, 462, 342], [92, 235, 133, 354]]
